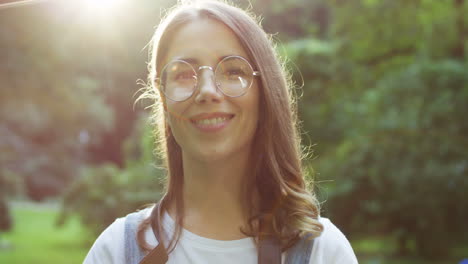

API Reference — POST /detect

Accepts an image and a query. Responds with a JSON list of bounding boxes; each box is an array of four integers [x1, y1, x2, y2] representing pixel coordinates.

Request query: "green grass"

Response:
[[0, 203, 93, 264]]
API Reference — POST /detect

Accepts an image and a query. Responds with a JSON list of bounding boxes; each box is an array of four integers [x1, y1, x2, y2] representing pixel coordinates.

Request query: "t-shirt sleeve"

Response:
[[310, 218, 358, 264], [83, 218, 126, 264]]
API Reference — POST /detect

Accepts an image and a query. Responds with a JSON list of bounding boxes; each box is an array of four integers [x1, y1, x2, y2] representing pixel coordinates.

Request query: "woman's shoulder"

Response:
[[101, 207, 153, 242], [83, 207, 154, 264], [310, 217, 358, 264]]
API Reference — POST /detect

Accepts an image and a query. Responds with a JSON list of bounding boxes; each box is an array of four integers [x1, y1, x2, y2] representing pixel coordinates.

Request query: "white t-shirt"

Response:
[[84, 208, 358, 264]]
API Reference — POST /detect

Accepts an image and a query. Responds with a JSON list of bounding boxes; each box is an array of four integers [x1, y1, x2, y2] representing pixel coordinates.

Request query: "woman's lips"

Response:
[[190, 113, 235, 132]]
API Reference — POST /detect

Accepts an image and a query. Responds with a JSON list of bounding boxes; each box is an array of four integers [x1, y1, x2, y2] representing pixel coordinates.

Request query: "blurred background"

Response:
[[0, 0, 467, 263]]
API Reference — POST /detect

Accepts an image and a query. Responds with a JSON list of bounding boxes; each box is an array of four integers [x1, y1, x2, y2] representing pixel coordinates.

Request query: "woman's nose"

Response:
[[194, 67, 223, 104]]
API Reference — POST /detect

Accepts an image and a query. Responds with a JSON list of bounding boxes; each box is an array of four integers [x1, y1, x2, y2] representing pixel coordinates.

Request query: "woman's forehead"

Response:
[[162, 18, 250, 65]]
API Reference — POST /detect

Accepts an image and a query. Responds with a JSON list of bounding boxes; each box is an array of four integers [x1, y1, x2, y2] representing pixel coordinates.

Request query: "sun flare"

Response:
[[82, 0, 126, 16]]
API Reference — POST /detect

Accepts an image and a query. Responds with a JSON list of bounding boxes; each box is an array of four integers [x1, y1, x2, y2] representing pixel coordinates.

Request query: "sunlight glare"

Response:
[[82, 0, 126, 16]]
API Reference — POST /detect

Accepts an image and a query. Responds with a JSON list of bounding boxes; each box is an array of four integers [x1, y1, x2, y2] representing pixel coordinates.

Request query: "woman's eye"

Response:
[[226, 68, 245, 77], [175, 71, 194, 81]]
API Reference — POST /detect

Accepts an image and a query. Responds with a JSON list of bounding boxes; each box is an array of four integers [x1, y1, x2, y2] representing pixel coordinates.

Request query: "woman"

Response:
[[84, 0, 358, 263]]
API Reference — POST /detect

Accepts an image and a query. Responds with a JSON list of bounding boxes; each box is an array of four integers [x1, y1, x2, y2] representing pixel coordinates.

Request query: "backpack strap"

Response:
[[139, 243, 168, 264], [139, 204, 168, 264], [124, 212, 147, 264], [258, 236, 281, 264], [285, 234, 315, 264], [258, 216, 281, 264]]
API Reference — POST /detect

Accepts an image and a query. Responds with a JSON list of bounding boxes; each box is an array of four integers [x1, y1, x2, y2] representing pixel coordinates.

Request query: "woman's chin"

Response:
[[183, 145, 238, 164]]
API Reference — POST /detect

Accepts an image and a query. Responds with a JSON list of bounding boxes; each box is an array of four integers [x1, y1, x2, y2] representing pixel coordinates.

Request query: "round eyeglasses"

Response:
[[157, 55, 260, 102]]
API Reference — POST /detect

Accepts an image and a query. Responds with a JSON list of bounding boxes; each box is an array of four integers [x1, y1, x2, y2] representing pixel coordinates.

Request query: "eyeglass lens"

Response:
[[160, 56, 255, 101]]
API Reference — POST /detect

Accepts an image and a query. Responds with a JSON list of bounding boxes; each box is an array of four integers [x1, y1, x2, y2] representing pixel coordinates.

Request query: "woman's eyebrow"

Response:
[[174, 55, 236, 65], [176, 57, 199, 65], [218, 55, 234, 61]]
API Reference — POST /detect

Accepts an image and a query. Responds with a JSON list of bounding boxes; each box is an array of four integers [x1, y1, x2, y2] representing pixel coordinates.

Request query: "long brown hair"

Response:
[[137, 0, 323, 253]]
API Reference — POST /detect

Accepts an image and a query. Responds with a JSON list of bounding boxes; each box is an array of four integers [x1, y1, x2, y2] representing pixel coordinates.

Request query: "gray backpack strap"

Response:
[[285, 235, 315, 264], [124, 212, 147, 264]]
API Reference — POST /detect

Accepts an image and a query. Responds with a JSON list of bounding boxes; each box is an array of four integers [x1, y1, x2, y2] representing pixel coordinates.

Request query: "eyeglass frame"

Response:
[[156, 55, 261, 102]]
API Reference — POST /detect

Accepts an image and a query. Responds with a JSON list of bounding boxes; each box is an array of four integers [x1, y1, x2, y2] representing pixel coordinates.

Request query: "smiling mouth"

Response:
[[192, 116, 233, 125], [189, 113, 235, 130]]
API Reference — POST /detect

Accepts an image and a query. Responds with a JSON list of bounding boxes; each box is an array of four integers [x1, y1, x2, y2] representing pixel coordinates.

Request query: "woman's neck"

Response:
[[170, 150, 253, 239]]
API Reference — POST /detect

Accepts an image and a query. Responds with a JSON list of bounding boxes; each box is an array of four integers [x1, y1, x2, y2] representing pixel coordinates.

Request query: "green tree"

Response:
[[0, 173, 12, 233], [0, 4, 115, 200], [320, 60, 468, 257], [58, 114, 165, 233], [273, 0, 467, 259]]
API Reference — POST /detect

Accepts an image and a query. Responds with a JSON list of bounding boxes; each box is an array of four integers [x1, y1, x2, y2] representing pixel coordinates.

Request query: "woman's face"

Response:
[[162, 18, 260, 163]]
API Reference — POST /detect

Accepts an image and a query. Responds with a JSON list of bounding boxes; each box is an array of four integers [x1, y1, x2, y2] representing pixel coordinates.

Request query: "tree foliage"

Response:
[[0, 173, 12, 232], [58, 115, 166, 234], [0, 3, 115, 201], [278, 0, 468, 258], [319, 60, 468, 257]]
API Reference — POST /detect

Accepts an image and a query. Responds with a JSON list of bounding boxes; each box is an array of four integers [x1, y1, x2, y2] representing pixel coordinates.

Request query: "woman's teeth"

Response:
[[195, 117, 229, 125]]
